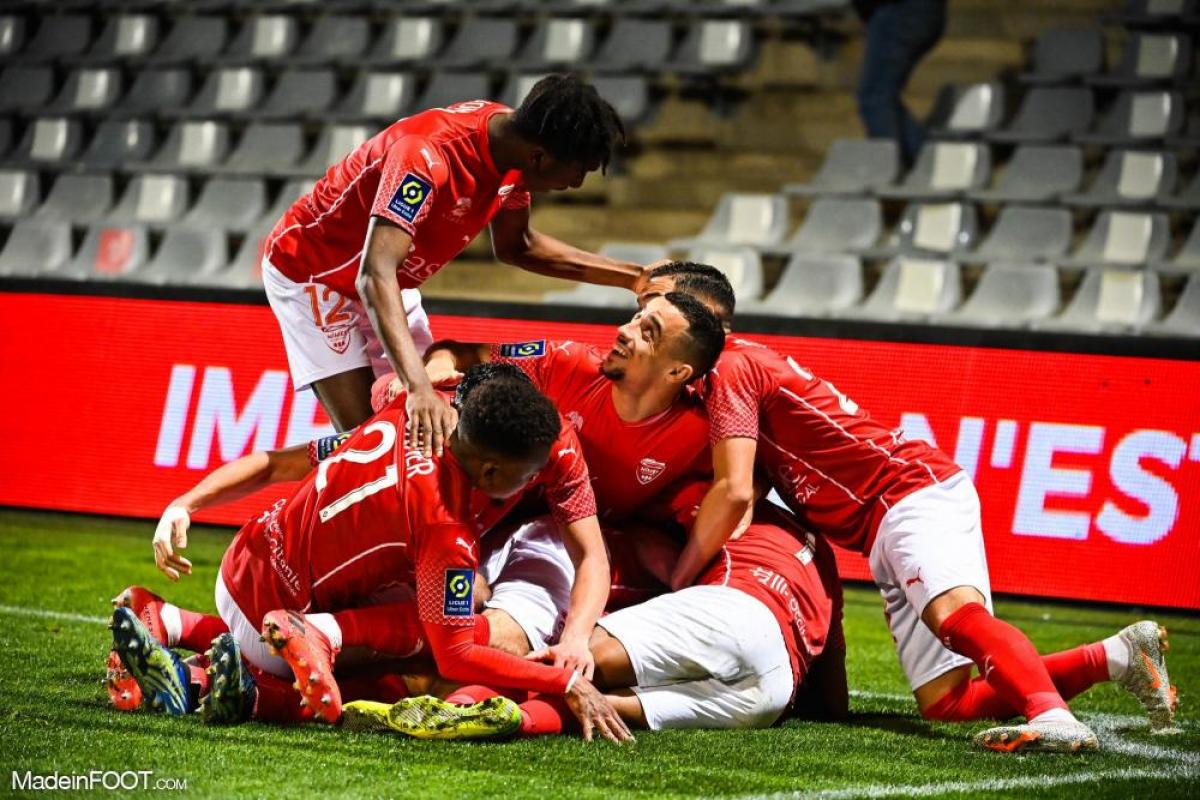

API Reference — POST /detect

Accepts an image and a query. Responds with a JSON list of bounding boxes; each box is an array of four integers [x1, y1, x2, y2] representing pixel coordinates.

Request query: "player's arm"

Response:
[[489, 205, 647, 291], [669, 437, 759, 590], [357, 216, 456, 457], [528, 514, 608, 679], [422, 340, 494, 385]]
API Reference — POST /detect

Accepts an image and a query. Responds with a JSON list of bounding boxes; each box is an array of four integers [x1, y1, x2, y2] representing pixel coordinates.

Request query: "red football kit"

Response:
[[704, 337, 961, 555], [267, 100, 531, 299], [491, 340, 713, 521], [219, 393, 592, 694]]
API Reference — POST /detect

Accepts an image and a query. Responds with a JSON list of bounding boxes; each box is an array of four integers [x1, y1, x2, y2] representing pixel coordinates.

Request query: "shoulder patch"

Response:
[[309, 431, 353, 465], [387, 172, 433, 223], [443, 568, 474, 617], [499, 340, 546, 358]]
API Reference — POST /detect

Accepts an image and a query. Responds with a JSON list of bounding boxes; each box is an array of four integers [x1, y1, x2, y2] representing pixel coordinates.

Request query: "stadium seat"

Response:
[[599, 242, 670, 265], [927, 82, 1005, 139], [111, 69, 193, 117], [438, 17, 520, 69], [64, 224, 150, 280], [81, 15, 160, 63], [146, 16, 229, 65], [988, 87, 1094, 143], [0, 119, 11, 160], [876, 142, 991, 200], [200, 225, 271, 288], [772, 197, 882, 257], [132, 120, 230, 172], [783, 139, 900, 196], [217, 15, 298, 64], [1153, 217, 1200, 272], [1111, 0, 1198, 27], [667, 19, 755, 75], [1167, 111, 1200, 149], [133, 227, 229, 285], [590, 75, 653, 126], [590, 18, 673, 73], [9, 117, 84, 167], [1088, 33, 1193, 87], [686, 245, 765, 300], [1061, 149, 1177, 207], [332, 71, 416, 121], [35, 172, 114, 225], [20, 15, 92, 63], [669, 193, 790, 250], [290, 15, 371, 66], [0, 16, 26, 59], [1147, 273, 1200, 336], [516, 18, 595, 70], [180, 67, 265, 117], [500, 74, 551, 111], [250, 69, 336, 120], [46, 68, 123, 115], [934, 262, 1060, 328], [967, 144, 1083, 203], [1058, 210, 1171, 269], [80, 119, 157, 170], [0, 219, 72, 277], [1074, 90, 1183, 144], [219, 122, 305, 176], [960, 206, 1072, 266], [257, 179, 314, 229], [106, 174, 189, 225], [1162, 170, 1200, 210], [1039, 268, 1160, 333], [180, 176, 267, 234], [1018, 28, 1104, 84], [845, 257, 962, 321], [741, 252, 863, 317], [365, 17, 443, 66], [415, 72, 492, 112], [286, 125, 371, 178], [860, 202, 979, 260], [0, 66, 56, 114], [0, 170, 39, 220]]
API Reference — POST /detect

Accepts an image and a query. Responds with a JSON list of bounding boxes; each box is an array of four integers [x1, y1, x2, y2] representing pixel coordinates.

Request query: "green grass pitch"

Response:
[[0, 509, 1195, 799]]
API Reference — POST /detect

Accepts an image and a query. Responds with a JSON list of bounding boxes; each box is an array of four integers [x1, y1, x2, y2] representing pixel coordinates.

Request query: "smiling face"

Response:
[[601, 295, 694, 388], [519, 149, 599, 192]]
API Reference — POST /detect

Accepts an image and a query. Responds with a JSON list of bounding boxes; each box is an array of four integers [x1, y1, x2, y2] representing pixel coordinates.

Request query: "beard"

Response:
[[600, 362, 624, 381]]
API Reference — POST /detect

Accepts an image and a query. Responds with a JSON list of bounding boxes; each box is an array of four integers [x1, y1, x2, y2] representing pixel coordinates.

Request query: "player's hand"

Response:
[[526, 635, 595, 679], [424, 352, 463, 388], [406, 384, 458, 458], [564, 676, 634, 743], [153, 505, 192, 582]]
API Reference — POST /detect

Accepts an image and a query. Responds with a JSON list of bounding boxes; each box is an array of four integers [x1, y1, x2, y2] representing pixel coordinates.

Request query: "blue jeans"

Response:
[[856, 0, 947, 165]]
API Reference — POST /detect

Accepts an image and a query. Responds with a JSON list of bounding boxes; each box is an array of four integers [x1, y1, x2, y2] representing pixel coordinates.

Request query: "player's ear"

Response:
[[666, 362, 694, 386]]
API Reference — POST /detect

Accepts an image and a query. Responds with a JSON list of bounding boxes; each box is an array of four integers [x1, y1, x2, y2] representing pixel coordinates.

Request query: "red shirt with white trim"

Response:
[[267, 100, 531, 299], [491, 339, 712, 522], [705, 337, 961, 555]]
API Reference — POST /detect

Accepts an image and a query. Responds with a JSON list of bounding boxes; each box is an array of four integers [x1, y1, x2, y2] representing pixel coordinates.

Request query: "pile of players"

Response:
[[105, 76, 1178, 752]]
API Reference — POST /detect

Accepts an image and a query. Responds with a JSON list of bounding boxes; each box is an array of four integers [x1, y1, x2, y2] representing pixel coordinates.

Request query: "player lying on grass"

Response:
[[110, 368, 629, 740], [641, 262, 1179, 752], [263, 73, 650, 445]]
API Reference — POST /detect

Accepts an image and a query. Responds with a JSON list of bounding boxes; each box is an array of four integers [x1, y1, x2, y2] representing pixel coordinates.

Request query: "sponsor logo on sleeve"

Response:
[[443, 568, 474, 617], [499, 341, 546, 358], [387, 172, 433, 223], [312, 431, 352, 463]]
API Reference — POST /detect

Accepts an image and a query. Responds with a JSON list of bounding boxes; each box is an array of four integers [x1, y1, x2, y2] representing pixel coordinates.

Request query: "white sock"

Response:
[[1102, 634, 1130, 681], [305, 613, 343, 651], [160, 603, 183, 648], [1029, 707, 1077, 725]]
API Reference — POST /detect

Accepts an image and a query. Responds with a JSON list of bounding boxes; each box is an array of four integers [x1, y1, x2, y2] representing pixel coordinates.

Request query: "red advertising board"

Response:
[[1, 292, 1197, 609]]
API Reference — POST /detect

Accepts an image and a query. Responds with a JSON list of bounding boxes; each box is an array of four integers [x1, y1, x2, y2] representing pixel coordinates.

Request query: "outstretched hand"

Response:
[[564, 676, 635, 743], [152, 506, 192, 581]]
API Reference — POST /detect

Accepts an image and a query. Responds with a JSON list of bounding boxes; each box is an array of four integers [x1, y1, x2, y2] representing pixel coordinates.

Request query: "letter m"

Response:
[[186, 368, 288, 469]]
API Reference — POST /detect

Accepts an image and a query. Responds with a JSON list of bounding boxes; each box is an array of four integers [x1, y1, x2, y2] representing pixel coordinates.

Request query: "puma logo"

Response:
[[905, 569, 924, 589]]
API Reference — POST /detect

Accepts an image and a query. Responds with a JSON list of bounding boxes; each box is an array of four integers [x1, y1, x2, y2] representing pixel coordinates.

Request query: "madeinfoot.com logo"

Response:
[[12, 771, 187, 792]]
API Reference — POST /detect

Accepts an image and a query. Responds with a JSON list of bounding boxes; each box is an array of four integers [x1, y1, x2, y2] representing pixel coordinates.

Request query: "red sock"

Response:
[[447, 685, 501, 705], [938, 602, 1067, 721], [1043, 642, 1110, 701], [333, 602, 423, 656], [518, 694, 578, 737], [247, 665, 310, 724], [176, 610, 228, 653]]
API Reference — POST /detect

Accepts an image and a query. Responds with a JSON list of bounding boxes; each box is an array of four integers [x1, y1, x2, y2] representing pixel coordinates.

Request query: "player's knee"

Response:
[[922, 586, 987, 634], [482, 608, 531, 656]]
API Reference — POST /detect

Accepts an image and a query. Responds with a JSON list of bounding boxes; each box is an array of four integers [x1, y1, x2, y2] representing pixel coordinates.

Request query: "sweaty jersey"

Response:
[[705, 338, 961, 555], [492, 339, 712, 521], [267, 100, 531, 299]]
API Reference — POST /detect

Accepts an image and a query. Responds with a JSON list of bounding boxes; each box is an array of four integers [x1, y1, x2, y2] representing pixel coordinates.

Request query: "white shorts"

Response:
[[262, 258, 433, 392], [214, 572, 291, 679], [478, 516, 574, 653], [869, 471, 994, 691], [597, 585, 794, 730]]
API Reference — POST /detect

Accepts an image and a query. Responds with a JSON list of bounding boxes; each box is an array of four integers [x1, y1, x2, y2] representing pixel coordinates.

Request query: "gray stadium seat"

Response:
[[0, 16, 26, 59], [967, 145, 1083, 204], [959, 206, 1072, 265], [134, 120, 230, 172], [1061, 149, 1177, 207], [687, 245, 765, 301], [112, 69, 193, 117], [199, 225, 270, 289], [146, 16, 229, 65], [218, 15, 298, 63], [9, 118, 84, 167], [365, 17, 443, 66], [1088, 33, 1193, 87], [0, 170, 38, 220], [844, 257, 962, 321], [332, 71, 416, 121], [35, 173, 114, 225], [0, 119, 10, 160], [517, 18, 595, 70], [877, 142, 991, 200], [80, 119, 156, 170], [667, 19, 755, 75], [182, 67, 265, 117], [439, 17, 520, 69], [0, 219, 72, 277], [64, 225, 150, 280], [0, 66, 55, 114], [21, 15, 91, 63], [928, 82, 1005, 139], [1167, 111, 1200, 149], [1147, 274, 1200, 337], [1075, 90, 1183, 145], [1018, 28, 1104, 85], [500, 74, 551, 112], [286, 125, 371, 178], [416, 72, 492, 112], [133, 227, 229, 285], [181, 177, 267, 233], [773, 197, 882, 257], [1153, 218, 1200, 272], [251, 69, 336, 120], [742, 253, 863, 317], [783, 139, 900, 196], [291, 15, 371, 66], [1058, 211, 1171, 269], [83, 15, 160, 62], [1039, 268, 1161, 333], [46, 68, 123, 115], [935, 263, 1060, 328], [219, 123, 305, 176], [106, 174, 189, 225], [258, 180, 314, 230], [1162, 170, 1200, 210], [1112, 0, 1198, 26], [989, 87, 1094, 143], [590, 75, 652, 126], [861, 202, 979, 260], [669, 193, 790, 251], [591, 18, 673, 73]]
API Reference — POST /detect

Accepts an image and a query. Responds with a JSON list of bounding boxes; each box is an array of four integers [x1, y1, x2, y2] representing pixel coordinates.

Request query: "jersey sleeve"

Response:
[[705, 353, 763, 444], [306, 429, 355, 467], [489, 339, 583, 393], [371, 136, 449, 236], [541, 424, 598, 527]]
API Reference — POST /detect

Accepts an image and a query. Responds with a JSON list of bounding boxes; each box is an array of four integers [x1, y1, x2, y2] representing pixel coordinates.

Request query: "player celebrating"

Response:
[[263, 73, 646, 444], [644, 262, 1178, 752]]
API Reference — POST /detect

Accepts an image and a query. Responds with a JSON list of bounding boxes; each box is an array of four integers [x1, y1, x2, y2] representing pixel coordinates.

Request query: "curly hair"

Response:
[[510, 74, 625, 172], [453, 362, 531, 409], [649, 261, 735, 325], [457, 372, 560, 463]]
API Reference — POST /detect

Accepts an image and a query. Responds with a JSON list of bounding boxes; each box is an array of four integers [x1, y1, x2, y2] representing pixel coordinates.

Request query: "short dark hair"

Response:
[[457, 374, 560, 463], [664, 290, 726, 379], [649, 261, 736, 325], [510, 74, 625, 172], [453, 362, 530, 409]]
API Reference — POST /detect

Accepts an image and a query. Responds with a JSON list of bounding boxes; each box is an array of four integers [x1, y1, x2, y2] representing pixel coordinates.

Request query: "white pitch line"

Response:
[[0, 604, 108, 625]]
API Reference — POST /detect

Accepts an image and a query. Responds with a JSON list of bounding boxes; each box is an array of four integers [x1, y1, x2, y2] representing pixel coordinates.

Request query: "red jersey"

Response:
[[491, 339, 712, 521], [705, 338, 961, 555], [267, 100, 531, 299]]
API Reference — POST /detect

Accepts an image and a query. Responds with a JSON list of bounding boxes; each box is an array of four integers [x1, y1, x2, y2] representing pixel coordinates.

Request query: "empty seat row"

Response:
[[1019, 27, 1195, 87]]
